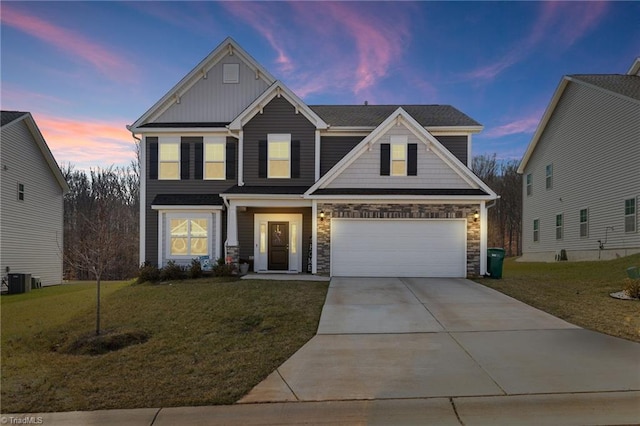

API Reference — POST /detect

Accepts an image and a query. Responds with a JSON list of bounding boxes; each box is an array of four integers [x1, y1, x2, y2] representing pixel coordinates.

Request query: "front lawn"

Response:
[[1, 278, 328, 413], [476, 253, 640, 343]]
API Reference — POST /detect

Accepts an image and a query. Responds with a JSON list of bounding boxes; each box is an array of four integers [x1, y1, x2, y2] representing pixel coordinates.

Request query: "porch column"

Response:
[[480, 201, 488, 275]]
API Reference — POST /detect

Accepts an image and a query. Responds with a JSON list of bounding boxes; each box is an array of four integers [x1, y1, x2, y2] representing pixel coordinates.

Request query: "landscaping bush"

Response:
[[213, 257, 236, 277], [159, 261, 186, 281], [137, 262, 160, 284], [623, 278, 640, 299], [187, 258, 203, 279]]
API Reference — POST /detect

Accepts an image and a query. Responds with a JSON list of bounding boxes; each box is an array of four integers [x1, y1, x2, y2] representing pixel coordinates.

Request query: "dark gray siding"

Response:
[[238, 207, 312, 271], [434, 136, 468, 165], [144, 136, 237, 265], [243, 97, 316, 186], [320, 136, 363, 176]]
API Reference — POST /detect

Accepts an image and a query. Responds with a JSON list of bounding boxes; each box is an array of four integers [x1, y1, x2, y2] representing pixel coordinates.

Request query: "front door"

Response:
[[268, 222, 289, 270]]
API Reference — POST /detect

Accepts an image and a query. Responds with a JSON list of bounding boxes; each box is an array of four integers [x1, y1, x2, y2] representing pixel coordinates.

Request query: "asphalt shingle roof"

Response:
[[223, 186, 310, 195], [309, 105, 481, 127], [1, 111, 28, 127], [570, 74, 640, 101], [151, 194, 224, 206]]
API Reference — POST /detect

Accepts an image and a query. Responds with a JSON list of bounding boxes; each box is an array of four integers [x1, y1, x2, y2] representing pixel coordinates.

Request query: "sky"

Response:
[[1, 1, 639, 171]]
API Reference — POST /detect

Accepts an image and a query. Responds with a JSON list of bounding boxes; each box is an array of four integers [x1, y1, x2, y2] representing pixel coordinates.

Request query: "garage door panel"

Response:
[[331, 219, 466, 277]]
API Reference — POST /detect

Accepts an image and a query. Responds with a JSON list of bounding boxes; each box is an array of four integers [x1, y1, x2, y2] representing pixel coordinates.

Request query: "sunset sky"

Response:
[[1, 1, 638, 171]]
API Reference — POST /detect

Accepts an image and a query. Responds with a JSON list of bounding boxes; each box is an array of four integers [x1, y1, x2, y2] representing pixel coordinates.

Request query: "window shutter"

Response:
[[258, 140, 267, 178], [291, 140, 300, 178], [408, 143, 418, 176], [149, 141, 158, 180], [380, 143, 390, 176], [194, 142, 203, 180], [180, 142, 190, 179], [226, 141, 236, 180]]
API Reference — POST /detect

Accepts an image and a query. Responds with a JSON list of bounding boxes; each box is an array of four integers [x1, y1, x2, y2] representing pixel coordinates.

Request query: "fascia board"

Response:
[[222, 193, 306, 200], [130, 37, 276, 129], [130, 127, 231, 135], [517, 78, 569, 174], [306, 195, 496, 202], [151, 205, 223, 211], [228, 82, 328, 130]]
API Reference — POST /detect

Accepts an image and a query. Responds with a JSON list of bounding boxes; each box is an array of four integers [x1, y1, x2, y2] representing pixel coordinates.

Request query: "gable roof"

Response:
[[228, 81, 328, 130], [129, 37, 276, 131], [310, 104, 482, 130], [305, 107, 497, 200], [518, 62, 640, 173], [1, 111, 70, 193]]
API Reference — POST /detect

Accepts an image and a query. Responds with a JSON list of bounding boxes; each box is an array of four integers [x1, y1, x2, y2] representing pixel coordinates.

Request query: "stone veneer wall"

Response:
[[317, 203, 481, 277], [225, 245, 240, 273]]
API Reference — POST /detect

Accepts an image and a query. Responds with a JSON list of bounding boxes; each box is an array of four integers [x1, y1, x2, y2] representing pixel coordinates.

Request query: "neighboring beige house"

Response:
[[1, 111, 69, 286], [518, 59, 640, 261]]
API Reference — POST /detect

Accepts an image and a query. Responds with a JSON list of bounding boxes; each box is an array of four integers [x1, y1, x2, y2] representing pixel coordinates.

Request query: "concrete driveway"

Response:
[[241, 277, 640, 403]]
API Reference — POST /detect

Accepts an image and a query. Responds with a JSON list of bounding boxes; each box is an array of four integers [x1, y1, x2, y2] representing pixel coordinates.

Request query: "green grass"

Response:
[[1, 278, 328, 413], [476, 253, 640, 343]]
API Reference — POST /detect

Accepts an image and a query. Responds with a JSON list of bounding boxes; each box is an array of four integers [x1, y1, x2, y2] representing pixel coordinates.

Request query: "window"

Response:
[[625, 198, 637, 233], [580, 208, 589, 238], [223, 63, 239, 83], [545, 164, 553, 190], [268, 134, 291, 178], [556, 214, 563, 240], [159, 141, 180, 179], [204, 138, 225, 180], [533, 219, 539, 242], [169, 217, 209, 257], [526, 173, 532, 196], [17, 183, 24, 201], [390, 136, 407, 176]]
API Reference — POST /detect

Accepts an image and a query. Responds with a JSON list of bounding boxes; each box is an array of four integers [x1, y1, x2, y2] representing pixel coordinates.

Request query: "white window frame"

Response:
[[625, 197, 637, 233], [204, 136, 226, 180], [526, 173, 532, 196], [158, 138, 180, 180], [165, 213, 213, 260], [545, 164, 553, 190], [579, 208, 589, 238], [267, 133, 291, 179], [555, 213, 563, 240], [533, 218, 539, 243], [390, 135, 408, 177], [223, 63, 240, 83]]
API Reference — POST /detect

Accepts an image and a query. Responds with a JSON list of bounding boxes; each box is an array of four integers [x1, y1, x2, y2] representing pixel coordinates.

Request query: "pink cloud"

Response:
[[484, 112, 543, 138], [33, 114, 136, 169], [0, 5, 137, 82]]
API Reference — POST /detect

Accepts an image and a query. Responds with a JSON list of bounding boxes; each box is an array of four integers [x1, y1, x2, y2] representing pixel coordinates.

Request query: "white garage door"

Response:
[[331, 219, 466, 277]]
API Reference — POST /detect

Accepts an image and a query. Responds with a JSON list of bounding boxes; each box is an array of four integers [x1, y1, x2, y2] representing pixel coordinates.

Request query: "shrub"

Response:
[[623, 278, 640, 299], [213, 257, 236, 277], [187, 258, 203, 279], [160, 261, 186, 281], [137, 262, 160, 284]]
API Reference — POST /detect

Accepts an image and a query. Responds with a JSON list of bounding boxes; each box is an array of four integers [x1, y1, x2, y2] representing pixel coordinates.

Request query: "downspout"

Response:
[[127, 125, 145, 266]]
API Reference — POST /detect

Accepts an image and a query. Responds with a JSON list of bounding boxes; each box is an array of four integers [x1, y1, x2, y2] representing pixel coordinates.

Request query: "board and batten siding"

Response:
[[326, 125, 473, 189], [0, 120, 64, 285], [155, 56, 269, 124], [144, 136, 236, 265], [242, 96, 316, 186], [521, 81, 640, 260]]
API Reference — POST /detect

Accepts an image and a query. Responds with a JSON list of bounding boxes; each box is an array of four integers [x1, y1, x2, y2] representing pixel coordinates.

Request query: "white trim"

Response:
[[139, 136, 146, 265], [238, 130, 244, 186], [222, 196, 310, 207], [309, 195, 496, 202], [267, 133, 291, 179], [315, 130, 321, 181], [253, 213, 303, 272], [312, 200, 318, 274], [160, 212, 216, 263], [132, 127, 230, 134], [203, 136, 226, 180], [480, 201, 487, 275], [152, 205, 223, 210]]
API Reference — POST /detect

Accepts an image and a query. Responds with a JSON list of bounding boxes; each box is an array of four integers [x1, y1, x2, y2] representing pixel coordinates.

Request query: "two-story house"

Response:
[[518, 58, 640, 261], [128, 38, 498, 277], [1, 111, 69, 286]]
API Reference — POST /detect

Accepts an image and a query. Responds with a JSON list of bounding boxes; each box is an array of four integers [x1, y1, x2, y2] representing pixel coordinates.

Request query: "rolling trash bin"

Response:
[[487, 248, 505, 279]]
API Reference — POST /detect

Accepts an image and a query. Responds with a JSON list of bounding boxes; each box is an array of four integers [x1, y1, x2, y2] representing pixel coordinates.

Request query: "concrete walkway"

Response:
[[7, 277, 640, 425]]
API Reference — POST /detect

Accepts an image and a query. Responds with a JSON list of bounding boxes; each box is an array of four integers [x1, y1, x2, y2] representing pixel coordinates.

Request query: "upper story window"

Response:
[[390, 136, 407, 176], [17, 183, 24, 201], [555, 213, 563, 240], [533, 219, 539, 242], [580, 208, 589, 238], [625, 197, 637, 233], [204, 137, 225, 180], [268, 134, 291, 179], [223, 64, 239, 83], [159, 141, 180, 180], [545, 164, 553, 190]]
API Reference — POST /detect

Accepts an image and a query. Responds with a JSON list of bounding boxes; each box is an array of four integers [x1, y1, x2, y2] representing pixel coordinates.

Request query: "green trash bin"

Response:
[[487, 248, 505, 279]]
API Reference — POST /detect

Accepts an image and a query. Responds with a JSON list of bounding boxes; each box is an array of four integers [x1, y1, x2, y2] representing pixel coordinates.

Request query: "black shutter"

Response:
[[149, 141, 158, 180], [408, 143, 418, 176], [291, 140, 300, 178], [258, 140, 267, 178], [180, 142, 190, 179], [380, 143, 390, 176], [194, 142, 203, 180], [226, 141, 236, 180]]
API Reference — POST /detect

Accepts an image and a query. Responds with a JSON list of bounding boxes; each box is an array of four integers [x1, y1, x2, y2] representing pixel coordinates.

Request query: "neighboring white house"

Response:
[[518, 59, 640, 261], [1, 111, 69, 286]]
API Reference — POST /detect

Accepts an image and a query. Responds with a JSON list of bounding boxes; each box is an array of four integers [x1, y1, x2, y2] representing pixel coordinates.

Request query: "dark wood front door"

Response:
[[268, 222, 289, 270]]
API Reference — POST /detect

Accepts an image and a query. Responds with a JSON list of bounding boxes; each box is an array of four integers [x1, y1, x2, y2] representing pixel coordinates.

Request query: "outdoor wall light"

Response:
[[473, 211, 479, 222], [320, 211, 325, 221]]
